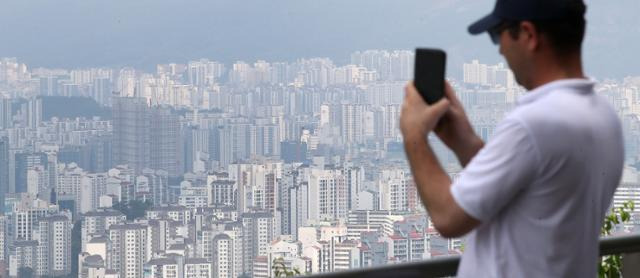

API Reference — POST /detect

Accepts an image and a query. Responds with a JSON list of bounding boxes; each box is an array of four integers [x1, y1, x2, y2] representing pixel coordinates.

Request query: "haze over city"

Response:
[[0, 0, 638, 78], [0, 1, 639, 278]]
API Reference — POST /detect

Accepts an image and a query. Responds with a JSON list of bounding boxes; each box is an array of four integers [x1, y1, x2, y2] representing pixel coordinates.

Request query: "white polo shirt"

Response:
[[451, 79, 624, 277]]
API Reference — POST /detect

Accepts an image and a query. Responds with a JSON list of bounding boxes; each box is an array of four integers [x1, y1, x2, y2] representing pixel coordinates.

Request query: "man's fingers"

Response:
[[444, 81, 463, 107], [405, 82, 423, 103], [429, 98, 451, 119]]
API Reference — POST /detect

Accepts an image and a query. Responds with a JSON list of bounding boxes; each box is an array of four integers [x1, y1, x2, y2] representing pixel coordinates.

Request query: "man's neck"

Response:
[[527, 54, 586, 90]]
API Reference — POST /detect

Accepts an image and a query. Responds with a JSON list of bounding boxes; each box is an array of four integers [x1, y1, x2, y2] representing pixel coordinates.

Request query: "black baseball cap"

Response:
[[468, 0, 587, 35]]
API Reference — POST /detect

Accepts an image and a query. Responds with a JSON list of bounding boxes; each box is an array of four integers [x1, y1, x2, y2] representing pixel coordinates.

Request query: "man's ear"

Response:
[[520, 21, 539, 52]]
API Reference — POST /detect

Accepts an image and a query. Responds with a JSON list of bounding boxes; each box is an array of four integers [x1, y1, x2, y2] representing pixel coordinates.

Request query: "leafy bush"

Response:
[[599, 200, 635, 278]]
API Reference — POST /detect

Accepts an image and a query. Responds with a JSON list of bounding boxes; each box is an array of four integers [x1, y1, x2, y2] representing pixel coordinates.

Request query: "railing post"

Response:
[[622, 252, 640, 277], [304, 234, 640, 278]]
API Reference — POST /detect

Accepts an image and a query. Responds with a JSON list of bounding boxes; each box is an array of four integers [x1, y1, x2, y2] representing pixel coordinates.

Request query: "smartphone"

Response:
[[414, 48, 446, 104]]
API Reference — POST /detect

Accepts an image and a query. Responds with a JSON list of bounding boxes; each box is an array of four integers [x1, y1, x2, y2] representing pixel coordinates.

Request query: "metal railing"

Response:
[[306, 233, 640, 278]]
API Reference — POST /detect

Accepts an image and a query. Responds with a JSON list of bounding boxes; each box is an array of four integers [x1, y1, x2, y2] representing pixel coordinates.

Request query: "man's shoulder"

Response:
[[505, 84, 623, 150], [509, 86, 604, 125]]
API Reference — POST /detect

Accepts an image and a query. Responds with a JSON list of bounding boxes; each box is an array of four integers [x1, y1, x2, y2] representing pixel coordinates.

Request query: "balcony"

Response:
[[307, 234, 640, 278]]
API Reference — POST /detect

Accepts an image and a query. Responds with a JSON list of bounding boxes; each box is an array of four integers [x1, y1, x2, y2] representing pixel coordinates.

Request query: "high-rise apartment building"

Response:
[[79, 173, 108, 214], [27, 97, 42, 129], [0, 136, 9, 211], [378, 169, 410, 212], [26, 165, 48, 198], [35, 215, 72, 276], [309, 168, 348, 222], [207, 178, 236, 206], [140, 168, 169, 206], [184, 258, 213, 278], [343, 165, 364, 211], [0, 97, 12, 129], [39, 75, 61, 96], [57, 163, 85, 215], [92, 76, 112, 106], [113, 97, 182, 177], [463, 60, 488, 85], [212, 233, 235, 278], [463, 60, 515, 88], [187, 59, 225, 88], [14, 152, 48, 194], [145, 257, 181, 278], [112, 97, 151, 175], [150, 106, 182, 177], [10, 195, 56, 241], [241, 212, 276, 276], [108, 223, 148, 278], [81, 209, 126, 247], [0, 215, 5, 263], [8, 240, 38, 276], [340, 104, 366, 145]]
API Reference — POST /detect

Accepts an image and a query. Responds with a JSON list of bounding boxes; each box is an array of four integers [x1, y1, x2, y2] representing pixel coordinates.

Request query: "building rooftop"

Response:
[[41, 214, 69, 222], [241, 211, 273, 218], [211, 179, 235, 185], [185, 258, 210, 264], [89, 236, 108, 243], [169, 243, 187, 250], [147, 257, 177, 265], [83, 209, 125, 217], [148, 205, 189, 212], [109, 223, 147, 230], [83, 255, 105, 268], [13, 240, 38, 247], [213, 233, 231, 241]]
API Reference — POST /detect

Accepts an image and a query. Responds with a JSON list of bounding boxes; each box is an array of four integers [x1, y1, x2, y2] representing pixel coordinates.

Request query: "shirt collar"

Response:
[[517, 78, 596, 105]]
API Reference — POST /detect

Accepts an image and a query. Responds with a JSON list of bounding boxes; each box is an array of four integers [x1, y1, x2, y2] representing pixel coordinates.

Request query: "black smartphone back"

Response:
[[414, 48, 446, 104]]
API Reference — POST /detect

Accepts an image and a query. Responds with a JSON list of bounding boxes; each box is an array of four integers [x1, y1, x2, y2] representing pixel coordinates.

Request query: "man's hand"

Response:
[[400, 81, 481, 238], [433, 82, 484, 166], [399, 82, 451, 142]]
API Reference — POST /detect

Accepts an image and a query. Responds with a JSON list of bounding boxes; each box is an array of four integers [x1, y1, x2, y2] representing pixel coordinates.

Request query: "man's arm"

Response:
[[433, 82, 484, 167], [400, 82, 481, 238], [404, 134, 480, 238]]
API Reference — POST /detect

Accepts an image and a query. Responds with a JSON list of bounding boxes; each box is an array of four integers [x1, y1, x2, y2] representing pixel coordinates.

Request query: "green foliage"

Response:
[[113, 200, 153, 221], [599, 200, 635, 278], [272, 257, 302, 277]]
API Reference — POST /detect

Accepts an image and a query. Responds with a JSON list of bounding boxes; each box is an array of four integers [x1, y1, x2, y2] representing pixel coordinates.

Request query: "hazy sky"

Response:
[[0, 0, 638, 79]]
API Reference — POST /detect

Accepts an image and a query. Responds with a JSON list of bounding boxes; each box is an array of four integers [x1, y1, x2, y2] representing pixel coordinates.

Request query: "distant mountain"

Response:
[[42, 96, 111, 120], [0, 0, 637, 78]]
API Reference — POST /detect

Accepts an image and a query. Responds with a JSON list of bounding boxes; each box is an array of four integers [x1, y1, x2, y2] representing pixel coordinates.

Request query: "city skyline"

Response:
[[2, 0, 640, 277], [1, 47, 640, 277]]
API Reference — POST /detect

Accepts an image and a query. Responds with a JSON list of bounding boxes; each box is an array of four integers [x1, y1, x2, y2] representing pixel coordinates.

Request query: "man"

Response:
[[400, 0, 624, 277]]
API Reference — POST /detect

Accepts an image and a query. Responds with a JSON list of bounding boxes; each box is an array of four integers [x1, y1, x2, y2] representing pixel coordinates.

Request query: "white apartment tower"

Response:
[[184, 258, 213, 278], [212, 233, 235, 278], [378, 169, 410, 212], [340, 104, 366, 144], [108, 223, 148, 278], [241, 212, 276, 275], [309, 168, 348, 222], [35, 215, 72, 276]]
